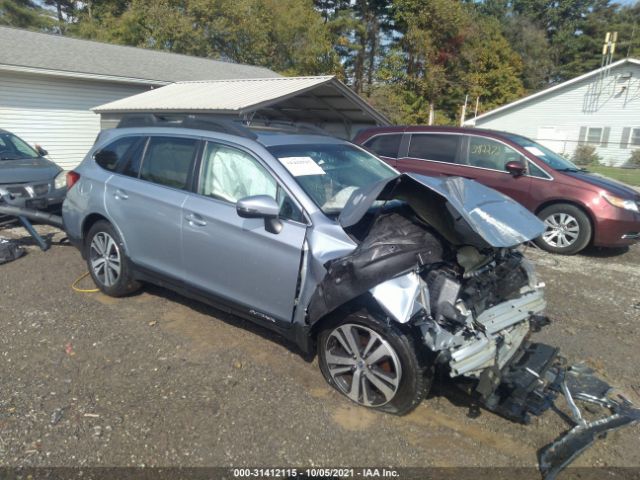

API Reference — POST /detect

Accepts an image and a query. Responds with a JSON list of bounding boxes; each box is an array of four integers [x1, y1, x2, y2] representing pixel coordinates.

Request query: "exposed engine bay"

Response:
[[306, 174, 640, 480]]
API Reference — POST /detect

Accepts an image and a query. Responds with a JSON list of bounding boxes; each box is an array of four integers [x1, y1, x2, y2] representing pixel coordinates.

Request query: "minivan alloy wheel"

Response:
[[324, 323, 402, 407], [89, 232, 121, 287], [542, 213, 580, 248]]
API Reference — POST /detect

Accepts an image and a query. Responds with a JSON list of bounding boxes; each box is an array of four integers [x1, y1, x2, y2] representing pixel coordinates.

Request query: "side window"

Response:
[[95, 136, 139, 172], [363, 134, 402, 158], [198, 142, 304, 222], [527, 161, 548, 179], [139, 136, 198, 190], [467, 136, 525, 172], [120, 138, 147, 178], [408, 134, 460, 163]]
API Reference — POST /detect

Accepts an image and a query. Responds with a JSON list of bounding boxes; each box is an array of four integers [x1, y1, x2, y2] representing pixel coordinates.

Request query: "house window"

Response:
[[631, 128, 640, 147], [587, 127, 603, 144]]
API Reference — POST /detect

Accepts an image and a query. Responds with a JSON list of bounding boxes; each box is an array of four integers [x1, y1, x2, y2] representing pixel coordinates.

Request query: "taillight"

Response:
[[66, 171, 81, 190]]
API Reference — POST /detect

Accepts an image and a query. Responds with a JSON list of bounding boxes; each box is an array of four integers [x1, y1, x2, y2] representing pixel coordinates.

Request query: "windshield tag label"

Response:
[[524, 146, 545, 156], [280, 156, 326, 177]]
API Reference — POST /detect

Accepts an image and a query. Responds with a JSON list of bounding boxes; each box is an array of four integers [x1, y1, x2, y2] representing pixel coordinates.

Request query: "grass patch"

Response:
[[586, 165, 640, 187]]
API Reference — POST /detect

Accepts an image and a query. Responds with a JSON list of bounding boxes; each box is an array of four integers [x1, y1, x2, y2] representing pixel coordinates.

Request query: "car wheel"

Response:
[[318, 310, 431, 415], [85, 220, 140, 297], [535, 204, 592, 255]]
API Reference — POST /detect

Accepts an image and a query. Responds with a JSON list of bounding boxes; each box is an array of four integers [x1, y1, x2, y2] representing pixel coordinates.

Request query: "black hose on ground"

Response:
[[0, 204, 64, 229]]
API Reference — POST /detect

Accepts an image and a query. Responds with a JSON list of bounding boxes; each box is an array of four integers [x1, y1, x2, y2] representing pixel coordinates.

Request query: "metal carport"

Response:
[[93, 76, 390, 139]]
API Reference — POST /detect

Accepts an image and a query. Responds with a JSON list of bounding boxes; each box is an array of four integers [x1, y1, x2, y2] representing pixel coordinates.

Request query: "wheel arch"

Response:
[[81, 213, 129, 255]]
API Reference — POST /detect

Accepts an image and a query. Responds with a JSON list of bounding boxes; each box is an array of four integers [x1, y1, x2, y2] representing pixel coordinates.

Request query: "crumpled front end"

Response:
[[304, 174, 639, 479], [371, 238, 546, 389]]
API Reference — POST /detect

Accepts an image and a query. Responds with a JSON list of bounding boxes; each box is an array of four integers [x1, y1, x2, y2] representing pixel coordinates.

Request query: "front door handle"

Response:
[[114, 189, 128, 200], [185, 213, 207, 227]]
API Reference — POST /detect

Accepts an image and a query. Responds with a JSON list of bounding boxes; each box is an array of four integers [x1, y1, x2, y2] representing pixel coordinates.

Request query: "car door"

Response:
[[105, 135, 201, 279], [396, 133, 466, 177], [462, 135, 533, 208], [181, 140, 307, 324]]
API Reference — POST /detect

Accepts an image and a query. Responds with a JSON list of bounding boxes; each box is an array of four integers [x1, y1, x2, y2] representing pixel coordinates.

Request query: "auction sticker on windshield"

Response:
[[280, 156, 326, 177]]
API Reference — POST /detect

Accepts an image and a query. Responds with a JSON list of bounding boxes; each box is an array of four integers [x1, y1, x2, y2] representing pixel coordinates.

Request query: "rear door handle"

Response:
[[185, 213, 207, 227], [114, 189, 128, 200]]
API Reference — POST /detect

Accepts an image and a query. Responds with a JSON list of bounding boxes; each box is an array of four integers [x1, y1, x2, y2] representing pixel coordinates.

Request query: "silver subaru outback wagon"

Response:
[[63, 120, 554, 417]]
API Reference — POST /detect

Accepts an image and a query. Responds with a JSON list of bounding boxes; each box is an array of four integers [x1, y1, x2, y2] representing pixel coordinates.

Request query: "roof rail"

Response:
[[115, 114, 258, 140]]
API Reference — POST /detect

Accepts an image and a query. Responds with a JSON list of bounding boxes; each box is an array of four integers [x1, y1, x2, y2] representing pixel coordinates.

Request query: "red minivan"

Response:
[[354, 126, 640, 254]]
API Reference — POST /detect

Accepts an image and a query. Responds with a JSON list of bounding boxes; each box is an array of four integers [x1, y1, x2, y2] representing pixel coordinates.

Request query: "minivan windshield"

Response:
[[268, 143, 397, 214], [503, 133, 582, 172], [0, 132, 40, 160]]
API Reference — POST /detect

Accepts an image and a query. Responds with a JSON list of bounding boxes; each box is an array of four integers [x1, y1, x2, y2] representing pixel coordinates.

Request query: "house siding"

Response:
[[0, 71, 149, 170], [471, 62, 640, 166]]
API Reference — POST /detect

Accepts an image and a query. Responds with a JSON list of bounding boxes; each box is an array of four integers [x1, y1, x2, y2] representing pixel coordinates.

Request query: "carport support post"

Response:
[[18, 216, 49, 251]]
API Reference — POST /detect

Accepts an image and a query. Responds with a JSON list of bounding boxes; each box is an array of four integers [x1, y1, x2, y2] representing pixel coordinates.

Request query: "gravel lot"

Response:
[[1, 225, 639, 472]]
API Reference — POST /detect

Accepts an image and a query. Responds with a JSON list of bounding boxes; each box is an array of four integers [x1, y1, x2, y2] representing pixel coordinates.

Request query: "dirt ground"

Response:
[[1, 224, 639, 473]]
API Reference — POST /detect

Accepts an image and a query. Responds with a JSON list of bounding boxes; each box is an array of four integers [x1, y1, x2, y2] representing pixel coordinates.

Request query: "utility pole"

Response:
[[460, 94, 469, 127]]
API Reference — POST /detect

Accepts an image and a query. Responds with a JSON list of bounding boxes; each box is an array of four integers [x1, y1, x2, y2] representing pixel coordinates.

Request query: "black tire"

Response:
[[85, 220, 140, 297], [534, 203, 592, 255], [318, 309, 432, 415]]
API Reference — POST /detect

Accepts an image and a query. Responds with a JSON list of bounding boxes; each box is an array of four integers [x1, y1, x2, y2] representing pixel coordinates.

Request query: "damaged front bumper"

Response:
[[475, 341, 640, 480]]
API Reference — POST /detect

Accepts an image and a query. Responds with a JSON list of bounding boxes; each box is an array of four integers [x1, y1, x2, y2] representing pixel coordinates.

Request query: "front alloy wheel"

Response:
[[535, 204, 592, 255], [324, 323, 402, 408], [318, 311, 432, 415], [542, 213, 580, 249]]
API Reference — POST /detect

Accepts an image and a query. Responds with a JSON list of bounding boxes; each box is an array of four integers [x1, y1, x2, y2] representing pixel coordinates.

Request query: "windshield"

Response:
[[503, 133, 582, 171], [0, 132, 40, 160], [268, 143, 397, 214]]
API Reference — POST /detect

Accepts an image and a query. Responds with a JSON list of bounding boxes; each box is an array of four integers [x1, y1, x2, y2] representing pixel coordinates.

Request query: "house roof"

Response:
[[93, 76, 391, 125], [0, 26, 278, 85], [466, 58, 640, 125]]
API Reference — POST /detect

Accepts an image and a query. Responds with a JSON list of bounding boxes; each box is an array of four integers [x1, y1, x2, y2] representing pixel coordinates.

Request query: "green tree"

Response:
[[502, 14, 553, 91], [457, 15, 525, 115], [0, 0, 53, 29]]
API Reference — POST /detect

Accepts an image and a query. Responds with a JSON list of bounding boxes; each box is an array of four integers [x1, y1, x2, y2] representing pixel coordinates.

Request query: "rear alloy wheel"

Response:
[[535, 204, 592, 255], [86, 220, 140, 297], [318, 311, 431, 415]]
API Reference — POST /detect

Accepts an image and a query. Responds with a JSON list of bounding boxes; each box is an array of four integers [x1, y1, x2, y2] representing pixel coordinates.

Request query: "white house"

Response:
[[465, 58, 640, 167], [0, 26, 279, 170]]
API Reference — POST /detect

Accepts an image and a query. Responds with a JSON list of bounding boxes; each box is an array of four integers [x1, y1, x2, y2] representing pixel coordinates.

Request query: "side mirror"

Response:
[[236, 195, 282, 234], [35, 145, 48, 156], [505, 160, 526, 177]]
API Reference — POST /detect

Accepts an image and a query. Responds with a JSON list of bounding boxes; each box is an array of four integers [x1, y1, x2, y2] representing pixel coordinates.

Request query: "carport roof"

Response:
[[92, 76, 390, 125]]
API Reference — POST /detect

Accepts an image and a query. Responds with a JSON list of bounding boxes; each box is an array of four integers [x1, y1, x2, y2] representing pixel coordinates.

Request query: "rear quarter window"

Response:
[[95, 136, 141, 172]]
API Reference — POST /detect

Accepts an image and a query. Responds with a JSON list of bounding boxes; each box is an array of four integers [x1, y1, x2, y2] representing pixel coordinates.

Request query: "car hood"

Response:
[[562, 170, 640, 199], [0, 157, 61, 184], [339, 173, 545, 249]]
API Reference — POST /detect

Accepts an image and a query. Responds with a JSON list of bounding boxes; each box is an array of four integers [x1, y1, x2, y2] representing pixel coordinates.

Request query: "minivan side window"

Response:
[[364, 134, 402, 158], [139, 136, 199, 190], [198, 142, 304, 222], [408, 134, 460, 163], [466, 136, 525, 172], [95, 136, 139, 172]]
